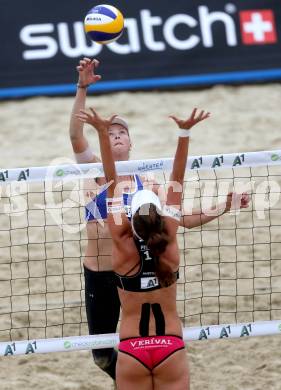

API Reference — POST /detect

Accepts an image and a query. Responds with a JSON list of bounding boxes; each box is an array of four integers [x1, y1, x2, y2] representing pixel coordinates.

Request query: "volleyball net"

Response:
[[1, 149, 281, 356]]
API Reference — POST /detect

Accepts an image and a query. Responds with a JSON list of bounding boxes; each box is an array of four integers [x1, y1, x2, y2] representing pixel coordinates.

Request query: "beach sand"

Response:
[[0, 84, 281, 389]]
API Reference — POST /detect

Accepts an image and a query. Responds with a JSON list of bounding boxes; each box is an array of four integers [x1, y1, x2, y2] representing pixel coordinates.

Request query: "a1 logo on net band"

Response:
[[239, 9, 277, 45]]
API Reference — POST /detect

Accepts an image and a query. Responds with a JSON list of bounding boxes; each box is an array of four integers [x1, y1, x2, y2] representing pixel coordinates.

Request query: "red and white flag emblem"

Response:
[[240, 10, 277, 45]]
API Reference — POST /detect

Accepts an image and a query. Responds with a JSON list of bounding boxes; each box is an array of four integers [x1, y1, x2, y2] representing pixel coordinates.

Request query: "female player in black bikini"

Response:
[[76, 106, 210, 389]]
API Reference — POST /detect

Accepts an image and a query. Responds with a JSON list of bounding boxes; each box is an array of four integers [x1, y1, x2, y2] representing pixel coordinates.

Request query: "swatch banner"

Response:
[[0, 0, 281, 98]]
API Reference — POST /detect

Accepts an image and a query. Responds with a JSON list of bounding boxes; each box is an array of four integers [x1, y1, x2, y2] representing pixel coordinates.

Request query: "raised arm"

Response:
[[69, 58, 101, 162], [76, 108, 131, 238], [75, 108, 117, 191], [167, 109, 210, 209], [181, 192, 250, 229]]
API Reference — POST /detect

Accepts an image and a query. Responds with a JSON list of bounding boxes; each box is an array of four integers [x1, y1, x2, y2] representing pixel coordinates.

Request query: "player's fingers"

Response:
[[169, 115, 179, 123], [197, 110, 205, 120], [89, 107, 97, 116], [79, 109, 89, 116], [190, 108, 197, 120], [202, 112, 211, 120]]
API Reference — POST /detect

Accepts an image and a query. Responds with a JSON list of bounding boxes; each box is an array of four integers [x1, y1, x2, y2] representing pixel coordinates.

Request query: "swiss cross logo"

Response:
[[240, 10, 277, 45]]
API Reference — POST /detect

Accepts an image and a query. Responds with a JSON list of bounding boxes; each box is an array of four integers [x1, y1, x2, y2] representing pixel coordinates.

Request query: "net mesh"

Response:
[[179, 165, 281, 327], [1, 155, 281, 342]]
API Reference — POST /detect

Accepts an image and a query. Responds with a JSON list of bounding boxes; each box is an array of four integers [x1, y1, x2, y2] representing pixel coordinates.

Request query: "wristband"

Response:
[[178, 129, 191, 138], [162, 205, 181, 221], [77, 83, 90, 89]]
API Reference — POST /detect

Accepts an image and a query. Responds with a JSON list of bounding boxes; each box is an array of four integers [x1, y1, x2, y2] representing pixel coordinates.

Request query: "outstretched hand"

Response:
[[76, 107, 117, 133], [170, 108, 210, 130], [77, 57, 101, 87]]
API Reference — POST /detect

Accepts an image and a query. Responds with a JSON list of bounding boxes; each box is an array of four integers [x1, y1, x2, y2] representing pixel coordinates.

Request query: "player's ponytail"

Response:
[[132, 205, 176, 287]]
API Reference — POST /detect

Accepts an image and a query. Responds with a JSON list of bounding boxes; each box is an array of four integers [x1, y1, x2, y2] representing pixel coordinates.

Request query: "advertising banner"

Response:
[[0, 0, 280, 99]]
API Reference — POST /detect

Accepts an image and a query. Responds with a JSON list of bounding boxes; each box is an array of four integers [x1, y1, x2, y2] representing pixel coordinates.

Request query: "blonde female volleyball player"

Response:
[[76, 106, 210, 389], [70, 58, 250, 383], [69, 57, 137, 380]]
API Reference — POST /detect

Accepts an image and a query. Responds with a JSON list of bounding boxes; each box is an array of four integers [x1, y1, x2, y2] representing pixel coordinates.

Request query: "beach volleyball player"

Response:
[[70, 57, 148, 380], [69, 58, 250, 382], [76, 106, 211, 389]]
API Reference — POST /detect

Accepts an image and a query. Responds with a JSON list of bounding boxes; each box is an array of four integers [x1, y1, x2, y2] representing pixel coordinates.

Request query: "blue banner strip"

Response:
[[1, 68, 281, 99]]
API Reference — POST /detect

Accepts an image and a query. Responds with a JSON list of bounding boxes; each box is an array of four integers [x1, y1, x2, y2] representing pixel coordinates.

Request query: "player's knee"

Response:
[[92, 348, 117, 378], [92, 350, 111, 369]]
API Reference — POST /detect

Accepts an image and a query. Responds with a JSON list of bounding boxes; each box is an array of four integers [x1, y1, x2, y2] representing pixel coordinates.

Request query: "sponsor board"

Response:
[[0, 1, 280, 97]]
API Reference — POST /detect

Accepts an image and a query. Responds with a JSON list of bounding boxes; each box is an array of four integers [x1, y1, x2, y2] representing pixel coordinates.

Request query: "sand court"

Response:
[[0, 84, 281, 389]]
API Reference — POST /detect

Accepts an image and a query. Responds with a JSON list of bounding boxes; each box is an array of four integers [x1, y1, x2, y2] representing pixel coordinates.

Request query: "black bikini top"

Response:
[[115, 239, 179, 292]]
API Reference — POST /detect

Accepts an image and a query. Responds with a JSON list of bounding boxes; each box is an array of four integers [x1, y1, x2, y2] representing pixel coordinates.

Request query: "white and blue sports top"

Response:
[[85, 175, 143, 221]]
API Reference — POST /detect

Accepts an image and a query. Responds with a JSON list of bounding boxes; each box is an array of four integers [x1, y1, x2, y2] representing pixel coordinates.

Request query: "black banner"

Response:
[[0, 0, 281, 98]]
